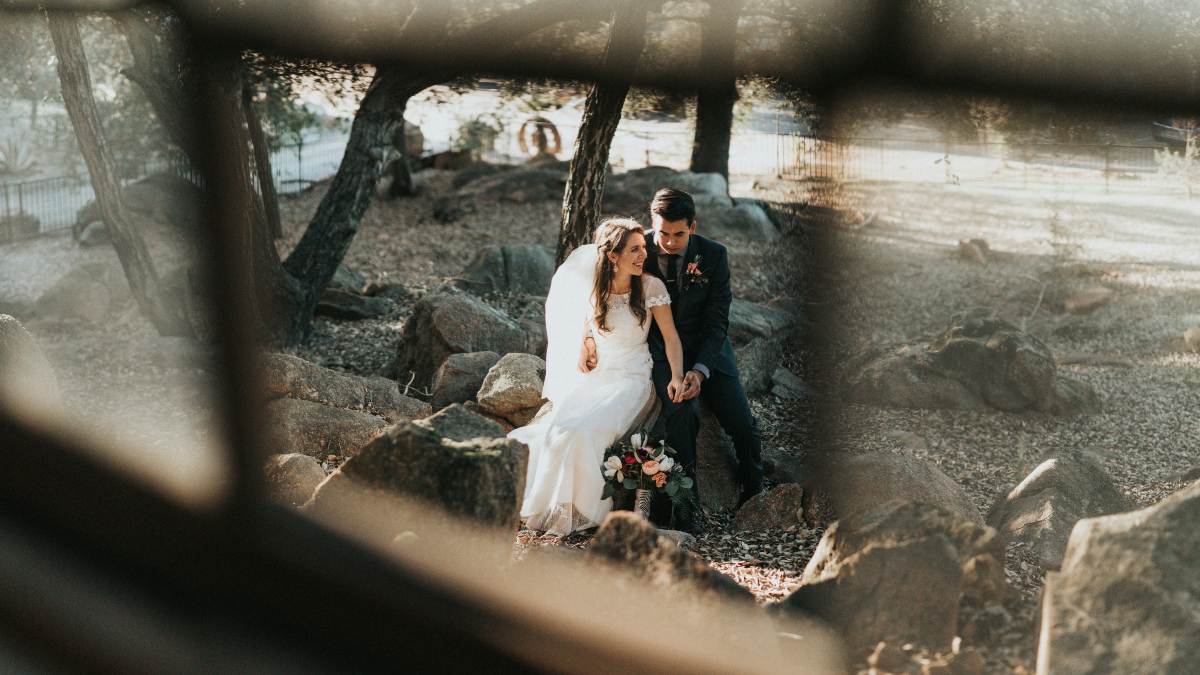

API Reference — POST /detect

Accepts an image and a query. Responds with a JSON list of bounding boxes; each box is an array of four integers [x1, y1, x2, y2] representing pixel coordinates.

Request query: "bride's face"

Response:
[[609, 231, 647, 277]]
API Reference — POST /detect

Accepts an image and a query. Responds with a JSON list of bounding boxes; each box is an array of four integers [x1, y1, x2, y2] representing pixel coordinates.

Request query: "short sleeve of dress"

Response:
[[643, 275, 671, 308]]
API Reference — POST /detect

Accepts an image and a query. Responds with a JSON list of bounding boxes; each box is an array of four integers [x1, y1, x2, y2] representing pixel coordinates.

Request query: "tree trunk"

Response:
[[386, 118, 417, 198], [243, 84, 283, 239], [113, 7, 198, 162], [557, 0, 651, 265], [689, 0, 742, 180], [203, 55, 296, 339], [279, 68, 433, 343], [47, 11, 191, 337]]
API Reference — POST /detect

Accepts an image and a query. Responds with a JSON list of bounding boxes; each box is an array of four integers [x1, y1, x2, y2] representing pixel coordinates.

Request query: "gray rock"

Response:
[[453, 244, 555, 296], [802, 501, 1009, 608], [728, 299, 794, 345], [585, 511, 752, 602], [430, 351, 501, 410], [35, 261, 132, 322], [781, 532, 963, 653], [695, 410, 741, 512], [264, 453, 327, 507], [314, 288, 393, 320], [987, 448, 1128, 570], [307, 420, 528, 533], [771, 367, 807, 400], [700, 202, 781, 242], [817, 451, 983, 525], [458, 165, 566, 202], [389, 288, 528, 388], [1038, 483, 1200, 674], [78, 220, 109, 247], [0, 314, 60, 413], [412, 403, 505, 442], [262, 353, 430, 422], [263, 397, 387, 458], [762, 447, 805, 484], [734, 483, 804, 532], [734, 337, 784, 396], [326, 264, 367, 294], [476, 353, 546, 426], [843, 318, 1099, 416]]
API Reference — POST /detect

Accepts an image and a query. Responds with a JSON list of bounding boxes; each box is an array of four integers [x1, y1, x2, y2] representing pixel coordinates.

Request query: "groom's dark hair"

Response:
[[650, 187, 695, 225]]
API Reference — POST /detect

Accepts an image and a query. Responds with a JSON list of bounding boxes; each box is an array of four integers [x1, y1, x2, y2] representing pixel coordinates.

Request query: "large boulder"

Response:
[[694, 410, 742, 512], [452, 244, 555, 296], [476, 353, 546, 427], [781, 531, 963, 655], [262, 353, 430, 422], [843, 318, 1099, 416], [602, 167, 733, 216], [585, 511, 752, 602], [35, 261, 132, 322], [0, 314, 60, 413], [702, 201, 781, 242], [430, 351, 501, 410], [412, 403, 505, 442], [388, 288, 528, 389], [728, 299, 794, 346], [988, 448, 1128, 571], [264, 453, 327, 507], [734, 337, 784, 396], [263, 397, 387, 458], [815, 451, 983, 525], [457, 165, 567, 202], [1038, 483, 1200, 674], [782, 501, 1007, 654], [307, 420, 528, 534], [734, 483, 804, 532]]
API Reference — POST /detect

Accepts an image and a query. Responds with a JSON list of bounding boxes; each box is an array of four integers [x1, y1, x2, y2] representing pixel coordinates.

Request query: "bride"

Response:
[[508, 218, 685, 536]]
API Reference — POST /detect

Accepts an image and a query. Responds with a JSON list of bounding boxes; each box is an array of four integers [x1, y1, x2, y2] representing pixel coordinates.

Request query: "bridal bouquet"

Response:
[[600, 433, 695, 516]]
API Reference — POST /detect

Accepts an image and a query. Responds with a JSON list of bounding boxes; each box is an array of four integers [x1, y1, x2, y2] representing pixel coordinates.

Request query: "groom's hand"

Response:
[[681, 370, 705, 400]]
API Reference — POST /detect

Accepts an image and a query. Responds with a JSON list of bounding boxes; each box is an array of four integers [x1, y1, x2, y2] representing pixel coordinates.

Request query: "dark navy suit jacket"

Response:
[[644, 232, 737, 377]]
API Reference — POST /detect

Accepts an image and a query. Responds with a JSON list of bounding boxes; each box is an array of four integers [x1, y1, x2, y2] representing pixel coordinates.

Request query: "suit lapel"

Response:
[[677, 235, 701, 299]]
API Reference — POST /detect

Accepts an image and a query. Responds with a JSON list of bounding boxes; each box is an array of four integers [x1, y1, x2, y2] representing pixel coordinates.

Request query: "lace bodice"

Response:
[[587, 276, 670, 370]]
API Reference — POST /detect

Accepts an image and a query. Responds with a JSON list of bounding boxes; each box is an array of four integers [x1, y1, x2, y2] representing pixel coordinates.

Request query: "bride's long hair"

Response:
[[592, 218, 648, 333]]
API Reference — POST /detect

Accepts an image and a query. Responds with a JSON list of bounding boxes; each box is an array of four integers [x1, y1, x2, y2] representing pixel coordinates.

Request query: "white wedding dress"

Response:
[[508, 246, 671, 536]]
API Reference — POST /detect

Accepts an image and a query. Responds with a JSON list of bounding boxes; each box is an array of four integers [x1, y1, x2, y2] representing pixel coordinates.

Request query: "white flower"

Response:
[[630, 432, 645, 448], [616, 469, 625, 483], [658, 456, 675, 473], [603, 455, 623, 478]]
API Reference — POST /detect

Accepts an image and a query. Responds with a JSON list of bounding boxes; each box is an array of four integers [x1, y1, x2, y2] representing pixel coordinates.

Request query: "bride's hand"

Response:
[[578, 338, 598, 373], [666, 375, 686, 403]]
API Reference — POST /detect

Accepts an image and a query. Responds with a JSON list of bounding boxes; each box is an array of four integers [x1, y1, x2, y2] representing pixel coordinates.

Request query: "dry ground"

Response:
[[813, 179, 1200, 672]]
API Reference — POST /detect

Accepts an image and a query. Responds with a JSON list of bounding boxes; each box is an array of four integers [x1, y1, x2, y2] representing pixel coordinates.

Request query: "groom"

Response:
[[643, 187, 763, 528]]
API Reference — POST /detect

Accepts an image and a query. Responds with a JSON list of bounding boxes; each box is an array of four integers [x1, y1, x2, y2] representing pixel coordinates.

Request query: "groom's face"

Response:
[[651, 215, 695, 255]]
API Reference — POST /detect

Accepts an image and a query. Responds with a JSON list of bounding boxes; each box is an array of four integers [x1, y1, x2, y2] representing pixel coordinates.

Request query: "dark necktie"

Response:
[[665, 254, 681, 295]]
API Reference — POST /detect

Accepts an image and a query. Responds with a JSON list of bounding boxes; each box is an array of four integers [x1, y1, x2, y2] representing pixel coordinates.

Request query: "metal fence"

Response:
[[776, 135, 1180, 192], [0, 133, 350, 243]]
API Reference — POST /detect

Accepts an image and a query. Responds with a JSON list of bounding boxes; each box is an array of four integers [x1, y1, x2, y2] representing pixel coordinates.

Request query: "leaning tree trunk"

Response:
[[243, 84, 283, 239], [557, 0, 651, 265], [689, 0, 742, 180], [279, 68, 434, 343], [113, 6, 198, 163], [47, 11, 191, 337]]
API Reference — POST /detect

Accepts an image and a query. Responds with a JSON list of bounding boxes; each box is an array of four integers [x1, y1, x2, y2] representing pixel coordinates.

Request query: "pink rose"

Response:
[[642, 460, 660, 476]]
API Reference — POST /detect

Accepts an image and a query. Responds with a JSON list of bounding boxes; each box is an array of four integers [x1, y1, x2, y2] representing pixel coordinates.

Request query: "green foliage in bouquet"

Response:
[[600, 432, 697, 518]]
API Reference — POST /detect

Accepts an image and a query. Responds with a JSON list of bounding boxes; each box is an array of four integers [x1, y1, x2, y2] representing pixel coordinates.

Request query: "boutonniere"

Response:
[[684, 254, 708, 287]]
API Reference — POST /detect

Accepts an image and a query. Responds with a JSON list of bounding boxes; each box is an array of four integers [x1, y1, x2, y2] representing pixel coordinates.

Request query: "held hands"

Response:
[[666, 375, 686, 403], [679, 369, 705, 401], [578, 337, 598, 373]]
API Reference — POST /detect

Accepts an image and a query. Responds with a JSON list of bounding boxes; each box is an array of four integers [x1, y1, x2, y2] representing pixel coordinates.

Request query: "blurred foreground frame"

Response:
[[2, 0, 1200, 672]]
